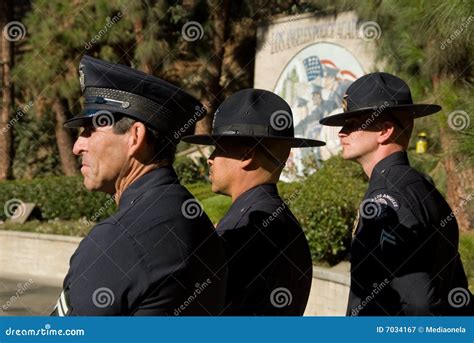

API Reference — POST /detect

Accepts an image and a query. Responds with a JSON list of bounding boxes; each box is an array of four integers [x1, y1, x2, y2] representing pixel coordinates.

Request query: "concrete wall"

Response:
[[0, 230, 349, 315], [0, 230, 81, 284], [304, 265, 350, 316]]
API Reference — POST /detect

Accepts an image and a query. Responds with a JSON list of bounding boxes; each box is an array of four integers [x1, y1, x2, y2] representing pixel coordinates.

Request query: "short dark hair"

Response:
[[112, 114, 177, 165]]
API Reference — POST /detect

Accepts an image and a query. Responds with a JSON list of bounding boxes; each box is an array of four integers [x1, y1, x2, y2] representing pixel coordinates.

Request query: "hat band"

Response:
[[213, 124, 293, 137], [84, 87, 172, 119], [347, 99, 413, 112]]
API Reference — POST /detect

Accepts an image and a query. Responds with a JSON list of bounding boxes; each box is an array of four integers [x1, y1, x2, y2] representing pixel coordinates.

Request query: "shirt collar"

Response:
[[217, 183, 279, 230], [118, 166, 179, 210], [370, 150, 410, 180]]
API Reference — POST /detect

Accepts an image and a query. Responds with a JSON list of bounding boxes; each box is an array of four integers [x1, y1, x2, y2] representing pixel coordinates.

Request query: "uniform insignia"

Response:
[[373, 193, 399, 210], [79, 65, 85, 93], [53, 289, 71, 316], [352, 210, 360, 237], [380, 229, 396, 248], [342, 94, 348, 112]]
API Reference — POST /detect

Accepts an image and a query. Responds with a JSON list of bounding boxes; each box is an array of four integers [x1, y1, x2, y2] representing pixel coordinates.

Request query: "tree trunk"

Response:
[[194, 0, 231, 135], [133, 18, 153, 74], [439, 126, 473, 232], [52, 99, 78, 176], [433, 75, 473, 232], [0, 0, 14, 180]]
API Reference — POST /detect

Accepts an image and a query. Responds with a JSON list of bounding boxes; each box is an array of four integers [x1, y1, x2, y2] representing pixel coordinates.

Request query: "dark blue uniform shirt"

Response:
[[52, 167, 226, 316], [348, 151, 472, 316], [217, 184, 312, 315]]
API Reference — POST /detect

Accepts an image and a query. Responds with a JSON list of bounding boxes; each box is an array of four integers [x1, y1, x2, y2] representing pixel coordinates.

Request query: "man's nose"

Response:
[[72, 135, 87, 156], [338, 127, 349, 138], [207, 150, 216, 166]]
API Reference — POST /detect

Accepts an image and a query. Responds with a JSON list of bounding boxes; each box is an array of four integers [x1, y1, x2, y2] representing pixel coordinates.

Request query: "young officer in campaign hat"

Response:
[[184, 89, 325, 315], [51, 55, 226, 316], [320, 72, 473, 316]]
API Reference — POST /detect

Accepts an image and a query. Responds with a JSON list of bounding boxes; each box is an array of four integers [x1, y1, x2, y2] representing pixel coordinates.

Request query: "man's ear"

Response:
[[240, 146, 256, 169], [377, 121, 396, 145], [127, 122, 148, 157]]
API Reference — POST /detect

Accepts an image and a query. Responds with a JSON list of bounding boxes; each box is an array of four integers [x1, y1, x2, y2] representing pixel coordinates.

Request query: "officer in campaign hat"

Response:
[[183, 89, 325, 315], [320, 72, 473, 315], [51, 55, 226, 316]]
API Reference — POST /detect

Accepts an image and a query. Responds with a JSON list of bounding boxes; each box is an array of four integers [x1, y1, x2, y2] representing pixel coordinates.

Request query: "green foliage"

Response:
[[0, 176, 116, 222], [288, 155, 367, 265], [174, 156, 209, 184], [459, 232, 474, 293], [201, 195, 232, 225], [12, 111, 61, 179]]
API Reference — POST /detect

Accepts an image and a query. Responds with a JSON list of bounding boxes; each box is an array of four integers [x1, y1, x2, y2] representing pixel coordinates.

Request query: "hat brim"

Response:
[[64, 109, 122, 128], [182, 134, 325, 148], [319, 104, 442, 126]]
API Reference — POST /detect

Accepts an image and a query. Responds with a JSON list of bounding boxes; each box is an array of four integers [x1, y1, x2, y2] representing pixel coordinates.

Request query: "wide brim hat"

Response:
[[183, 89, 325, 148], [319, 72, 441, 127]]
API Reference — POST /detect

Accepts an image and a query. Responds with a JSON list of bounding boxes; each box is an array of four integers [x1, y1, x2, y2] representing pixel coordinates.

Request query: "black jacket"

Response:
[[348, 151, 472, 316], [217, 184, 312, 315], [52, 167, 226, 316]]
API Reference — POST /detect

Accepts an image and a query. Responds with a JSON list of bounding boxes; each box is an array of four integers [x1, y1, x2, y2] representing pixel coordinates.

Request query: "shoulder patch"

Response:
[[373, 193, 400, 210]]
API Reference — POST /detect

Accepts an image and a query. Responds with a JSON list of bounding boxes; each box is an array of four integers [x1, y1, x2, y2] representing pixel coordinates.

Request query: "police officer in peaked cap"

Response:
[[183, 89, 325, 315], [320, 72, 473, 315], [51, 55, 227, 316]]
